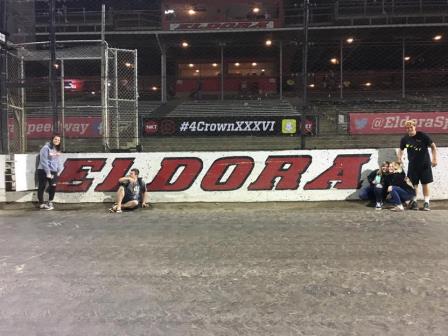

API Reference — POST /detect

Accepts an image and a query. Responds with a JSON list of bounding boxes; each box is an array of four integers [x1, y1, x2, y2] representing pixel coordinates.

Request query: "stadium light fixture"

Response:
[[195, 69, 200, 73], [265, 39, 272, 46], [164, 9, 175, 15], [346, 37, 354, 44], [235, 62, 240, 66], [404, 56, 411, 61], [125, 62, 132, 68], [433, 34, 443, 41], [330, 58, 339, 65], [309, 84, 315, 88], [364, 82, 372, 87], [188, 9, 196, 15], [188, 63, 194, 68], [252, 7, 260, 14], [252, 62, 257, 66], [212, 63, 218, 67], [152, 86, 158, 91], [181, 42, 189, 48]]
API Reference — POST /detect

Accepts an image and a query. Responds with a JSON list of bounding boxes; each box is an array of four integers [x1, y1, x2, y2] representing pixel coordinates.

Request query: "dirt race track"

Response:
[[1, 201, 448, 336]]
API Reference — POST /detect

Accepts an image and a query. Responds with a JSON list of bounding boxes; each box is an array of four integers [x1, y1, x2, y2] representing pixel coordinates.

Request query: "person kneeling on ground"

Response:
[[383, 162, 416, 212], [359, 161, 390, 210], [109, 168, 149, 213]]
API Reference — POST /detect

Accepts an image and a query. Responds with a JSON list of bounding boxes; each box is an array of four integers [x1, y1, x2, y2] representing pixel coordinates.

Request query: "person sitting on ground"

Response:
[[383, 161, 416, 212], [109, 168, 149, 213], [359, 161, 390, 210]]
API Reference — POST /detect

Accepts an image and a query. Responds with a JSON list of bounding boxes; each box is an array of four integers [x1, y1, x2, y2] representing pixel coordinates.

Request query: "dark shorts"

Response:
[[408, 165, 433, 185], [121, 188, 139, 204], [122, 194, 138, 204]]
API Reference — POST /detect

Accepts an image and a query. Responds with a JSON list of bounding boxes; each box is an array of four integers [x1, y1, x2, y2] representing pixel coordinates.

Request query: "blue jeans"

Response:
[[359, 184, 384, 203], [388, 186, 414, 205]]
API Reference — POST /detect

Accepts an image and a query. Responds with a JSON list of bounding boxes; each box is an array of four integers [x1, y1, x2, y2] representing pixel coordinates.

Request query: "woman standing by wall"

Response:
[[36, 134, 63, 210]]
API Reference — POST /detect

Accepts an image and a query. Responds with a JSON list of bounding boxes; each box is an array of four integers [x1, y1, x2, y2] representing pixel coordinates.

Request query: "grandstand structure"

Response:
[[3, 0, 448, 152]]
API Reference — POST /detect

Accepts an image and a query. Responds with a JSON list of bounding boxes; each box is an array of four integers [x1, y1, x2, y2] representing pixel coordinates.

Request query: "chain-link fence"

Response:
[[6, 50, 25, 153], [107, 48, 138, 150], [3, 1, 448, 152], [5, 40, 138, 153]]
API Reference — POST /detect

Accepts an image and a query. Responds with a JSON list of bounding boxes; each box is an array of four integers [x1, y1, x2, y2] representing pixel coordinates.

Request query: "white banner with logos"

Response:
[[7, 148, 448, 203]]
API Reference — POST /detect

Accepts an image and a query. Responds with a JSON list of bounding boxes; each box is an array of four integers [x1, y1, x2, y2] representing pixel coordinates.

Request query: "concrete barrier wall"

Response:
[[7, 148, 447, 203], [0, 155, 5, 202]]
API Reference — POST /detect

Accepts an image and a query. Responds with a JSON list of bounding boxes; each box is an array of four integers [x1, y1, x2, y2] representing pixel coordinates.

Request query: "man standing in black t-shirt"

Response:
[[397, 120, 438, 211]]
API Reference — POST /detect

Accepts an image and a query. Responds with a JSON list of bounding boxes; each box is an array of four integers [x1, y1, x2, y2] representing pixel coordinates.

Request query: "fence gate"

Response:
[[107, 48, 138, 150], [6, 51, 25, 153]]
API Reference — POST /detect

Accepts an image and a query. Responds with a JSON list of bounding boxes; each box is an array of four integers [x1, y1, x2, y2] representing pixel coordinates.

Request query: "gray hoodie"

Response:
[[37, 142, 62, 175]]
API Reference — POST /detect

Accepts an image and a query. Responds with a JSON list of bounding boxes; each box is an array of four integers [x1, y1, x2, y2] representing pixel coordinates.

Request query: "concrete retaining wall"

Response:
[[5, 148, 447, 203]]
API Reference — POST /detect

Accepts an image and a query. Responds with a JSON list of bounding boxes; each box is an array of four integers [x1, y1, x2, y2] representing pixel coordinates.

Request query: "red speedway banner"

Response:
[[8, 116, 102, 139], [349, 112, 448, 135]]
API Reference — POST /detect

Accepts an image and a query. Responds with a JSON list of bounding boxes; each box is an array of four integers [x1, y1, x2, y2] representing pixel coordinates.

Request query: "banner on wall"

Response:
[[349, 112, 448, 135], [169, 21, 275, 31], [12, 148, 448, 202], [8, 116, 102, 139], [142, 116, 317, 137]]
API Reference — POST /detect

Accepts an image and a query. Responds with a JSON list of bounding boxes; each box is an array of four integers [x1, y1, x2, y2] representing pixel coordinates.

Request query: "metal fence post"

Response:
[[402, 38, 406, 99], [134, 49, 139, 145], [300, 0, 310, 150], [60, 59, 65, 151], [19, 56, 25, 153]]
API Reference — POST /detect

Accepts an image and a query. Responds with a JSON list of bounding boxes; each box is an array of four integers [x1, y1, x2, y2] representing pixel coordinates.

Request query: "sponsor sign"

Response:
[[349, 112, 448, 134], [142, 117, 317, 137], [169, 21, 275, 31], [8, 116, 102, 138], [12, 148, 448, 202]]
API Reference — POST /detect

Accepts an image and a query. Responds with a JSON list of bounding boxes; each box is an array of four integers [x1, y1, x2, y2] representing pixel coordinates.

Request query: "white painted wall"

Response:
[[5, 148, 448, 203]]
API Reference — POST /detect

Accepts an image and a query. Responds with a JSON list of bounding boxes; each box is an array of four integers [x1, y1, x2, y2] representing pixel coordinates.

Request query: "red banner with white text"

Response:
[[349, 112, 448, 135], [8, 116, 102, 139]]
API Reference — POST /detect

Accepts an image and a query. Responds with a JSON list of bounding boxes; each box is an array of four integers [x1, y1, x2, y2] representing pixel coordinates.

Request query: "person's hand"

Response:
[[47, 173, 53, 179], [432, 160, 438, 167], [387, 186, 392, 192]]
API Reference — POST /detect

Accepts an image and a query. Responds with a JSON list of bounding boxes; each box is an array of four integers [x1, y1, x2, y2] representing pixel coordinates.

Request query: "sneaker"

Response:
[[39, 203, 50, 210], [375, 202, 382, 210], [409, 201, 418, 211], [423, 202, 430, 211], [391, 204, 404, 212], [45, 202, 54, 210]]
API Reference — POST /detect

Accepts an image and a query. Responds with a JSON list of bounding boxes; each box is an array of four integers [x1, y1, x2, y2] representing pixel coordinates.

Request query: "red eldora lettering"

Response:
[[248, 156, 312, 190], [148, 158, 203, 191], [304, 154, 371, 190], [95, 158, 135, 192], [57, 158, 106, 192], [201, 157, 254, 191]]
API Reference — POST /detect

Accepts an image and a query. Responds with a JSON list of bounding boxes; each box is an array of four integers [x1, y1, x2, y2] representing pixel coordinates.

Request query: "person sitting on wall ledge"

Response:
[[109, 168, 150, 213]]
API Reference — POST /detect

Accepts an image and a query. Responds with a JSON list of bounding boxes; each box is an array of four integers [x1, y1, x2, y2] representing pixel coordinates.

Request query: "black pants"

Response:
[[37, 169, 57, 203]]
